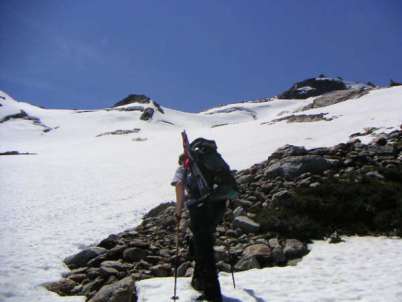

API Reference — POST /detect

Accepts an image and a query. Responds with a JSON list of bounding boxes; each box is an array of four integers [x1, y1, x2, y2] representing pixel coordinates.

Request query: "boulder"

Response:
[[44, 279, 77, 296], [177, 262, 192, 277], [88, 276, 135, 302], [123, 247, 147, 262], [283, 239, 307, 259], [150, 264, 171, 277], [271, 190, 294, 208], [264, 155, 336, 179], [98, 235, 120, 249], [234, 256, 261, 271], [243, 244, 271, 258], [271, 247, 287, 265], [233, 216, 260, 233], [64, 247, 107, 269], [268, 145, 307, 160]]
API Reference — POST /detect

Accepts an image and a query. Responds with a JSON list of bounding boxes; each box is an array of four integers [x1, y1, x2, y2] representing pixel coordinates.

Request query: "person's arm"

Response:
[[175, 182, 185, 221]]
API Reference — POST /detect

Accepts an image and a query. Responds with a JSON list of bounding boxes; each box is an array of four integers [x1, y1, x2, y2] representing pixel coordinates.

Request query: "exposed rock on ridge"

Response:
[[278, 76, 347, 99]]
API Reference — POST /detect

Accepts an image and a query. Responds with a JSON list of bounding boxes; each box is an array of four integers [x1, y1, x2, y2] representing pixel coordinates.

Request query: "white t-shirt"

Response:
[[171, 166, 185, 186]]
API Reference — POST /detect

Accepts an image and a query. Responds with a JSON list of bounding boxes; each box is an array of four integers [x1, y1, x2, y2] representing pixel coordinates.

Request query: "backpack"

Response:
[[186, 138, 239, 201]]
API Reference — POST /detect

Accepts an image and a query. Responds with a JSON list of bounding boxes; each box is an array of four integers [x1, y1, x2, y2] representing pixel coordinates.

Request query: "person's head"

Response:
[[178, 153, 185, 165]]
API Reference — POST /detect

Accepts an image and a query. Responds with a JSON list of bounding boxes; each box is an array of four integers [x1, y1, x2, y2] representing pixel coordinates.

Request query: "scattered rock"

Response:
[[264, 113, 334, 125], [264, 155, 336, 179], [123, 247, 147, 262], [140, 108, 154, 121], [328, 231, 344, 244], [64, 247, 107, 269], [88, 276, 135, 302], [96, 129, 140, 137], [283, 239, 308, 259], [233, 216, 260, 233], [235, 256, 261, 271], [44, 279, 78, 296]]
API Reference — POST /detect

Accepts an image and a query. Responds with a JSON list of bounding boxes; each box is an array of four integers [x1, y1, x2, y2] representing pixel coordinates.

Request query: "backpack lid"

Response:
[[190, 138, 217, 154]]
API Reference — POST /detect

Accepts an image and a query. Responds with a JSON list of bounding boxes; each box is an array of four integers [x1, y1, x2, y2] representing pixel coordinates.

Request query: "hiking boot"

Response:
[[195, 293, 223, 302], [191, 277, 204, 292]]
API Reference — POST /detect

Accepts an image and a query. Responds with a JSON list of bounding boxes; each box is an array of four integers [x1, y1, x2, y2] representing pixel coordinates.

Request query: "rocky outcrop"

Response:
[[113, 95, 164, 114], [389, 80, 402, 87], [47, 128, 402, 301], [113, 95, 151, 107], [0, 110, 53, 132], [301, 87, 371, 110], [96, 129, 141, 138], [140, 108, 154, 121], [278, 76, 347, 99], [204, 106, 257, 120], [0, 151, 36, 156], [262, 113, 334, 125]]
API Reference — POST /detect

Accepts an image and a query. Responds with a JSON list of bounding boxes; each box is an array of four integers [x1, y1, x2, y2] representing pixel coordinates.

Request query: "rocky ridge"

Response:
[[46, 128, 402, 301]]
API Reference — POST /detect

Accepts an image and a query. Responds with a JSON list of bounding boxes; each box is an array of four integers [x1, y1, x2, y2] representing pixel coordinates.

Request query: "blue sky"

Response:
[[0, 0, 401, 112]]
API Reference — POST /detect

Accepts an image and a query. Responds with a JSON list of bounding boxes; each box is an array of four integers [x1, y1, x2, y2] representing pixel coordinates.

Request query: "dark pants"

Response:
[[188, 200, 226, 301]]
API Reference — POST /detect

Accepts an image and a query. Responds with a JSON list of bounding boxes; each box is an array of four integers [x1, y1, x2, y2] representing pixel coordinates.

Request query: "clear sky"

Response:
[[1, 0, 401, 112]]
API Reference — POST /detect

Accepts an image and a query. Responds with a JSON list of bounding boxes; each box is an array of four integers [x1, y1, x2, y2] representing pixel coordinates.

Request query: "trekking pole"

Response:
[[226, 236, 236, 289], [223, 205, 236, 289], [171, 220, 180, 300]]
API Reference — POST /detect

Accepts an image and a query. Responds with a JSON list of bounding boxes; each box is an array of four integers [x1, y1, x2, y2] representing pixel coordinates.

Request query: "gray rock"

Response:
[[234, 256, 261, 271], [88, 276, 135, 302], [268, 238, 281, 249], [99, 266, 119, 277], [366, 171, 384, 180], [243, 244, 271, 258], [283, 239, 307, 259], [269, 145, 307, 160], [271, 247, 287, 265], [43, 278, 78, 296], [214, 245, 227, 262], [140, 108, 155, 121], [233, 207, 244, 217], [264, 155, 336, 179], [271, 190, 293, 208], [233, 216, 260, 233], [64, 247, 107, 269], [177, 262, 192, 277], [101, 261, 127, 272], [237, 174, 254, 184], [217, 261, 231, 273], [150, 264, 171, 277], [98, 235, 120, 249], [233, 199, 253, 207], [123, 247, 147, 262], [82, 277, 105, 296]]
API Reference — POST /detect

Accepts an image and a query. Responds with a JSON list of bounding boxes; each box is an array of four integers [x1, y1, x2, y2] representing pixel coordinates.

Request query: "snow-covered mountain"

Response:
[[1, 82, 402, 302]]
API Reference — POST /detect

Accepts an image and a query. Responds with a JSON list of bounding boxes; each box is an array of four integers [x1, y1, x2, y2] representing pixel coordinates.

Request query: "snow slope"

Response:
[[137, 237, 402, 302], [1, 87, 402, 302]]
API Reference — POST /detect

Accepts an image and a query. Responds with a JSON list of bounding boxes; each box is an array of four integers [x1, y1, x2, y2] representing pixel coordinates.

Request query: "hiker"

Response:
[[172, 153, 226, 302]]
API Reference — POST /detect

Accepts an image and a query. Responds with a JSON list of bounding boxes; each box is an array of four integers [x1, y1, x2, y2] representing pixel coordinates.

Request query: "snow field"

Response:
[[137, 237, 402, 302]]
